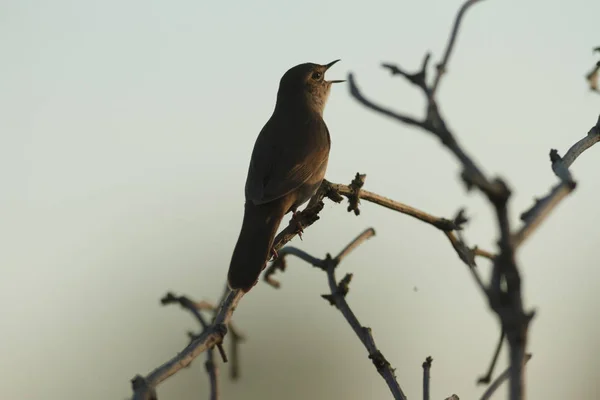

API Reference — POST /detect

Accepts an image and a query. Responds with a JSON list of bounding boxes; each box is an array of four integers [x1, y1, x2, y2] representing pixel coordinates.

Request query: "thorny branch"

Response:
[[129, 2, 598, 399], [131, 169, 480, 399], [345, 0, 600, 398], [131, 289, 244, 400], [266, 229, 407, 400], [265, 173, 494, 288], [431, 0, 488, 95], [160, 293, 220, 400], [349, 0, 600, 395], [194, 299, 246, 380]]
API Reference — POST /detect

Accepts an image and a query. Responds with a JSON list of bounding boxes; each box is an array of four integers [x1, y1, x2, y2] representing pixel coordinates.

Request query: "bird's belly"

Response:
[[292, 181, 322, 210], [289, 158, 328, 212]]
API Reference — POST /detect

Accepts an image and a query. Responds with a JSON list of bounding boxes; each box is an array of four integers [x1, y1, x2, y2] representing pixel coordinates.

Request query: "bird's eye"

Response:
[[311, 71, 322, 80]]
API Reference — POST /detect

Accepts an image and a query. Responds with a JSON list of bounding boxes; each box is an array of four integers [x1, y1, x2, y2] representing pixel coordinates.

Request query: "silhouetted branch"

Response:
[[265, 174, 493, 288], [480, 354, 532, 400], [160, 293, 221, 399], [129, 3, 596, 399], [477, 328, 505, 384], [194, 299, 246, 380], [268, 229, 407, 400], [130, 289, 244, 400], [514, 115, 600, 247], [349, 1, 537, 398], [431, 0, 489, 96], [422, 356, 433, 400]]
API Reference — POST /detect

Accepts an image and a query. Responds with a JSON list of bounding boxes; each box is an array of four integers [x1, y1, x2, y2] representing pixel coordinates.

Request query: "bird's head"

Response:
[[276, 60, 344, 115]]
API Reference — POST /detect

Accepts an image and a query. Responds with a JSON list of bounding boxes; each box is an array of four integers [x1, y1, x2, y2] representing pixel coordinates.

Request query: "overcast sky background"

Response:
[[1, 0, 599, 399]]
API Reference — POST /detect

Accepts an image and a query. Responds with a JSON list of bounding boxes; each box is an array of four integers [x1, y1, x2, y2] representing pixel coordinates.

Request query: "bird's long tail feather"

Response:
[[227, 200, 286, 291]]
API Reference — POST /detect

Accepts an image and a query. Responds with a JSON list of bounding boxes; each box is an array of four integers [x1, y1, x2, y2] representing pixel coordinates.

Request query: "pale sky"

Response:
[[1, 0, 599, 399]]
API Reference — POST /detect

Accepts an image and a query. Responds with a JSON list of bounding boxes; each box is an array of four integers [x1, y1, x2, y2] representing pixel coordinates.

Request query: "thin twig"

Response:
[[161, 293, 221, 399], [557, 115, 600, 167], [477, 328, 505, 384], [480, 354, 533, 400], [205, 349, 219, 400], [431, 0, 488, 95], [326, 230, 406, 400], [512, 181, 575, 247], [422, 356, 433, 400], [272, 229, 407, 400], [178, 296, 246, 381], [131, 289, 244, 400], [514, 115, 600, 248], [324, 177, 495, 260]]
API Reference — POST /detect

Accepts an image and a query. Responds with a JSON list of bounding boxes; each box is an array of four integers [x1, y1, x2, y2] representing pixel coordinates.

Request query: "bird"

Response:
[[227, 60, 344, 292]]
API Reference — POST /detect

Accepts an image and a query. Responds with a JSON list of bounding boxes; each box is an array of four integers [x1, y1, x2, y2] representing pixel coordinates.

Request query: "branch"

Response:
[[480, 354, 533, 400], [195, 300, 246, 380], [133, 169, 484, 397], [513, 114, 600, 247], [204, 349, 219, 400], [422, 356, 433, 400], [130, 289, 244, 400], [431, 0, 489, 95], [477, 328, 505, 384], [349, 1, 538, 398], [270, 229, 408, 400], [160, 293, 221, 400], [265, 174, 494, 288]]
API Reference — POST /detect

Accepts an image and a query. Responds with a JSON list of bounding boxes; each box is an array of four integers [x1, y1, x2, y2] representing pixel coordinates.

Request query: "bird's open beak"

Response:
[[324, 59, 345, 83], [325, 59, 341, 70]]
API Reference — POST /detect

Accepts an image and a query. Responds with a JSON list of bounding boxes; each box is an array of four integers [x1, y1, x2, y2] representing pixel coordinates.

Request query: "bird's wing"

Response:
[[245, 115, 330, 205]]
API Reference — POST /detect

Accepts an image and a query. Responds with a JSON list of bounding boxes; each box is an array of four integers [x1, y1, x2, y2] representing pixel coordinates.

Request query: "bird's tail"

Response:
[[227, 200, 286, 292]]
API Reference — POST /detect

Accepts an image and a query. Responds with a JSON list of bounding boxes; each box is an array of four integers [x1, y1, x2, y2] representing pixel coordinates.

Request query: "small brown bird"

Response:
[[227, 60, 343, 292]]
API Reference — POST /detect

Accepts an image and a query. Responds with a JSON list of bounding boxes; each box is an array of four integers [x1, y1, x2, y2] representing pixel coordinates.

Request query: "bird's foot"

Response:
[[270, 247, 279, 260], [291, 211, 304, 240]]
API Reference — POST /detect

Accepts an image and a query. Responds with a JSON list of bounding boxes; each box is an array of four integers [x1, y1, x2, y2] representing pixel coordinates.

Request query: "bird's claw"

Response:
[[291, 211, 304, 240]]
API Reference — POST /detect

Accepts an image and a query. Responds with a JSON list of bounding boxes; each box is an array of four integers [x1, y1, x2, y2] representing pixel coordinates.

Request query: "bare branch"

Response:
[[273, 229, 407, 400], [334, 227, 376, 262], [560, 115, 600, 167], [512, 181, 575, 247], [327, 179, 459, 230], [477, 328, 505, 384], [349, 1, 539, 397], [161, 292, 209, 330], [480, 354, 533, 400], [204, 349, 219, 400], [227, 323, 245, 380], [349, 66, 499, 197], [431, 0, 488, 95], [177, 296, 246, 381], [265, 174, 494, 288], [422, 356, 433, 400], [130, 289, 245, 400], [161, 293, 221, 399], [324, 177, 495, 261], [514, 115, 600, 248]]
